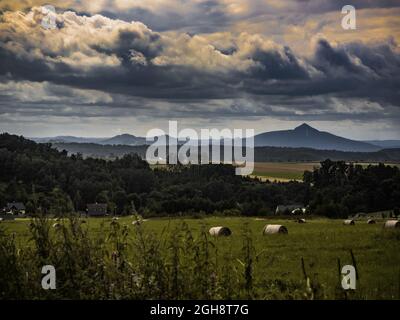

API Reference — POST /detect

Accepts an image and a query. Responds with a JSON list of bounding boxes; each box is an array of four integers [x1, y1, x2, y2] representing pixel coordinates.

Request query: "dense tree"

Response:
[[304, 160, 400, 215], [1, 133, 399, 218]]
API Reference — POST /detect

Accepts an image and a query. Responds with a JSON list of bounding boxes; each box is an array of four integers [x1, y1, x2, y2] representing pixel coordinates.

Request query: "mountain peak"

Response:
[[254, 123, 380, 151], [294, 123, 316, 131]]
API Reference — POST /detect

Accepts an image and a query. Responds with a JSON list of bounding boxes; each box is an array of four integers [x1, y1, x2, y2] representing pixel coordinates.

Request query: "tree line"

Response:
[[0, 133, 399, 217]]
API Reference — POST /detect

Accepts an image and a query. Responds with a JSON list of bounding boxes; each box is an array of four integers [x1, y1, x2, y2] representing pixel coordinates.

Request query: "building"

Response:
[[275, 204, 303, 215], [5, 202, 26, 215], [87, 203, 107, 216]]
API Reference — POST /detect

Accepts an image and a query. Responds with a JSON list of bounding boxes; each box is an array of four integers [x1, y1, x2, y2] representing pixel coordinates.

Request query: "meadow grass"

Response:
[[1, 216, 399, 299]]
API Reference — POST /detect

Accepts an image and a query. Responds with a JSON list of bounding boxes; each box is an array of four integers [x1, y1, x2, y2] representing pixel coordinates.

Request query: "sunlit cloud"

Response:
[[0, 2, 399, 139]]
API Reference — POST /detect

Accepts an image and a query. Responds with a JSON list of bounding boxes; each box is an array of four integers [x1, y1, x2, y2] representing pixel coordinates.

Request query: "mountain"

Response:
[[31, 123, 387, 152], [254, 123, 380, 152], [100, 134, 148, 146], [365, 140, 400, 149]]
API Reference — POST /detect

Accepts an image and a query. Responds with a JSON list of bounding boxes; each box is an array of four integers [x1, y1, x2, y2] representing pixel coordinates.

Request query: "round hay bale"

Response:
[[296, 218, 306, 223], [209, 226, 232, 237], [263, 224, 288, 234], [367, 219, 376, 224], [384, 220, 400, 229], [343, 219, 355, 225], [291, 208, 303, 215]]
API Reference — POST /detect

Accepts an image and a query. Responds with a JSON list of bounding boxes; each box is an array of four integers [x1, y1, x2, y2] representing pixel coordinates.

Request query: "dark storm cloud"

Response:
[[311, 39, 400, 105], [98, 0, 232, 33], [249, 46, 310, 80], [229, 39, 400, 110], [98, 1, 400, 33], [1, 1, 400, 36], [0, 7, 399, 130], [0, 9, 313, 100]]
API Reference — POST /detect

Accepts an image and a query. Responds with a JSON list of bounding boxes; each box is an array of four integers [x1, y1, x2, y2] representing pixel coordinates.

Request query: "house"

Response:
[[5, 202, 26, 215], [275, 204, 303, 215], [87, 203, 107, 216]]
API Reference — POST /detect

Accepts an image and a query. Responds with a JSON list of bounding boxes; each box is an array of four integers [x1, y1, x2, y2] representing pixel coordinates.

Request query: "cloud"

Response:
[[0, 7, 317, 98], [0, 5, 399, 139], [0, 80, 113, 104]]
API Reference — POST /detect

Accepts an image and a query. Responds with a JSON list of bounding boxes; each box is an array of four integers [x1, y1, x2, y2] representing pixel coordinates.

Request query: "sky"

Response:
[[0, 1, 399, 140]]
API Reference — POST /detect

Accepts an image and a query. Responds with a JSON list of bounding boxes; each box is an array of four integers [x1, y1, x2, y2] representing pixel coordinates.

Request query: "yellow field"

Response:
[[249, 162, 400, 182], [249, 162, 320, 182]]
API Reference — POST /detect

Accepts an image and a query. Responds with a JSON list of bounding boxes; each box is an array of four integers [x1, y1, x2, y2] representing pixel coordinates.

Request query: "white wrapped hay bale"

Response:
[[263, 224, 288, 234], [296, 218, 306, 223], [132, 219, 148, 225], [343, 219, 355, 225], [384, 220, 400, 229], [209, 226, 232, 237], [291, 208, 303, 215], [367, 219, 376, 224]]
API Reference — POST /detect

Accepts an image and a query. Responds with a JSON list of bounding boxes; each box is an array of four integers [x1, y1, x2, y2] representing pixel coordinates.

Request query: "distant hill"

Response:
[[254, 123, 380, 152], [365, 140, 400, 149], [33, 134, 159, 146], [52, 142, 400, 163], [31, 136, 105, 144], [100, 134, 149, 146]]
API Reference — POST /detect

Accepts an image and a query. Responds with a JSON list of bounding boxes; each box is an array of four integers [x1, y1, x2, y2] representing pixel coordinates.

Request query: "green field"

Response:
[[1, 216, 399, 299]]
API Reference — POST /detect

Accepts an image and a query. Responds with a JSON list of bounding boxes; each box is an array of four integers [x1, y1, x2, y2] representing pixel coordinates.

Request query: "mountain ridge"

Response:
[[29, 123, 391, 152]]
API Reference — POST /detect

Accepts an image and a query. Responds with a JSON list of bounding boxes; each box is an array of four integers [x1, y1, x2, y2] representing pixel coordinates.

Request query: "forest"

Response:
[[1, 133, 399, 217]]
